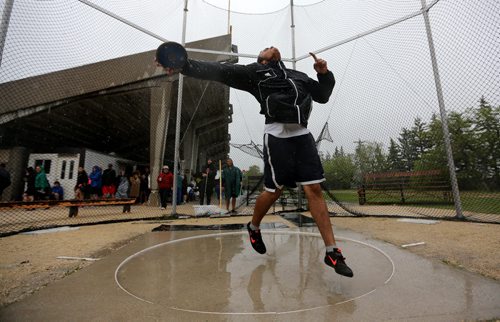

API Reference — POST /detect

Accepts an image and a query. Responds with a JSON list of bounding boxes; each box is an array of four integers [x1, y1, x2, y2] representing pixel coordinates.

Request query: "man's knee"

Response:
[[303, 183, 323, 199], [259, 189, 281, 202]]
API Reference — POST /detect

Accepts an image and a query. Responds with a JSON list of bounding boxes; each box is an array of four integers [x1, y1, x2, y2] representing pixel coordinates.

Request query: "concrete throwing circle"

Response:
[[115, 231, 395, 315]]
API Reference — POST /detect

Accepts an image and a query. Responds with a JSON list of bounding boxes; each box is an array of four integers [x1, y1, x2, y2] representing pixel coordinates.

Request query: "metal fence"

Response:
[[0, 0, 498, 236]]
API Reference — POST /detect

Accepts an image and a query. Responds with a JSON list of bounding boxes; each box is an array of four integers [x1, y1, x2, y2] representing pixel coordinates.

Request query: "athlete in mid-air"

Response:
[[157, 44, 353, 277]]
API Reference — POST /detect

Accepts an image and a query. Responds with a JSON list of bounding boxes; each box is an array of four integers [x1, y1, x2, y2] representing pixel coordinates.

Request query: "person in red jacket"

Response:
[[157, 165, 173, 209]]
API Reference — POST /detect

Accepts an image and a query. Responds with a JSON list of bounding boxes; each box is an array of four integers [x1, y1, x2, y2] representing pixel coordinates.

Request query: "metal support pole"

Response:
[[290, 0, 296, 70], [227, 0, 231, 34], [0, 0, 14, 68], [420, 0, 464, 219], [172, 0, 189, 215]]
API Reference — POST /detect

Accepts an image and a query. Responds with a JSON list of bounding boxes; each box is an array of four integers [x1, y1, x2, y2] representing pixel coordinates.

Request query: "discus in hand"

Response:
[[156, 42, 187, 69]]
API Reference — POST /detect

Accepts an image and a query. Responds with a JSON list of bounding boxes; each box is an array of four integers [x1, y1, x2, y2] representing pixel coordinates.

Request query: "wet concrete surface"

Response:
[[1, 226, 499, 321]]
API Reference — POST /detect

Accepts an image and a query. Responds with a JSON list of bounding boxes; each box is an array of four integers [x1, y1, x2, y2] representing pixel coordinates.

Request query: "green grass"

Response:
[[325, 189, 500, 215], [420, 192, 500, 215], [324, 190, 359, 203]]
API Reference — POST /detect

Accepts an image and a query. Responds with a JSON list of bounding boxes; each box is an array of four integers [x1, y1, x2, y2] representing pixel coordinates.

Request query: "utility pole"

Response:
[[420, 0, 464, 219], [0, 0, 15, 68]]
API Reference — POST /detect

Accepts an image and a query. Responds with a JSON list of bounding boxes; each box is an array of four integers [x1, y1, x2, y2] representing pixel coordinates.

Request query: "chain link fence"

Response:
[[0, 0, 498, 236]]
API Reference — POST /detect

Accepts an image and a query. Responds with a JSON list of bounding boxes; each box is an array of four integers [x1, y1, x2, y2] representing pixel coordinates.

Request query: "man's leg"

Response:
[[206, 188, 212, 205], [303, 183, 353, 277], [251, 190, 281, 227], [302, 184, 335, 246], [246, 189, 281, 254], [231, 196, 236, 211], [199, 188, 204, 205]]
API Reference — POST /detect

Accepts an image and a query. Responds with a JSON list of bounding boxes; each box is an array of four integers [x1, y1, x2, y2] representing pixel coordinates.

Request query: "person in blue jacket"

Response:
[[89, 165, 103, 199]]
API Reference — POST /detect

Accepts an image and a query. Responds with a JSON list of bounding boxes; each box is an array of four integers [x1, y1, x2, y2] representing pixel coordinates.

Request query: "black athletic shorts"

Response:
[[263, 133, 325, 192]]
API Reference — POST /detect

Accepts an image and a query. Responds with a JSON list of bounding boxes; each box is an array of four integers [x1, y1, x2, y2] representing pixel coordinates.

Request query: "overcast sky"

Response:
[[0, 0, 498, 171]]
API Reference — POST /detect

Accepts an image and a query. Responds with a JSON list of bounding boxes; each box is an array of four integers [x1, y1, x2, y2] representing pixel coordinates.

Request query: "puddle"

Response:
[[281, 212, 317, 227], [152, 222, 289, 231]]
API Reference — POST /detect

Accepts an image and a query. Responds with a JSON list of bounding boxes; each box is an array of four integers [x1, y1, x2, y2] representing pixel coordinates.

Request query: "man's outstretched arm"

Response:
[[182, 60, 256, 93]]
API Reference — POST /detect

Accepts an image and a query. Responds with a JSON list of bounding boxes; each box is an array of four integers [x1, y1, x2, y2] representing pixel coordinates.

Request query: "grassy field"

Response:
[[326, 189, 500, 215]]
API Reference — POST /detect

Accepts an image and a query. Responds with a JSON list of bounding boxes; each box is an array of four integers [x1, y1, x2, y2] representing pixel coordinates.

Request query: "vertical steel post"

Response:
[[172, 0, 189, 215], [289, 0, 304, 212], [227, 0, 231, 34], [0, 0, 15, 68], [290, 0, 297, 70], [420, 0, 464, 219]]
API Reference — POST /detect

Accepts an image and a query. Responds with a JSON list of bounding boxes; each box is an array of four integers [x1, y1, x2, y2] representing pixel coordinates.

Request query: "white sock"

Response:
[[249, 222, 259, 231], [326, 245, 337, 253]]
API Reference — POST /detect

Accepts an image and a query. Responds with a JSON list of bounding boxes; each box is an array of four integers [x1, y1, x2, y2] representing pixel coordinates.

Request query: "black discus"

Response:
[[156, 42, 188, 69]]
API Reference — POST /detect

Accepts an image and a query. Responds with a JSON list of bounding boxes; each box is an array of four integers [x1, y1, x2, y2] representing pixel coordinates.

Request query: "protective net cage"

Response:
[[0, 0, 498, 236]]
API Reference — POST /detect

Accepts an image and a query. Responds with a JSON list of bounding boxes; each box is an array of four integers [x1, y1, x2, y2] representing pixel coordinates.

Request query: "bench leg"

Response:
[[69, 206, 79, 217]]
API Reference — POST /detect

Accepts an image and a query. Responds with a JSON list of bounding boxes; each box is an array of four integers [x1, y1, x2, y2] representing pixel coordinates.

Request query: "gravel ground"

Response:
[[0, 216, 498, 308]]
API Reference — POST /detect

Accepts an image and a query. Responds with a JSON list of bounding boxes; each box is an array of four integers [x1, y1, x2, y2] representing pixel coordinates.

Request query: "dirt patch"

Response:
[[331, 217, 500, 280], [0, 222, 159, 307], [0, 216, 498, 308]]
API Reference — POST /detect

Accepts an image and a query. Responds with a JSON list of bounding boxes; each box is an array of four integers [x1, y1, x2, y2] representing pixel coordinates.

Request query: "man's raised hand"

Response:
[[309, 52, 328, 74]]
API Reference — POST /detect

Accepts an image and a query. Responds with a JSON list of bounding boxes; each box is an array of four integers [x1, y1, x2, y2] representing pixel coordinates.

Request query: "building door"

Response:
[[55, 155, 79, 200], [29, 153, 57, 185]]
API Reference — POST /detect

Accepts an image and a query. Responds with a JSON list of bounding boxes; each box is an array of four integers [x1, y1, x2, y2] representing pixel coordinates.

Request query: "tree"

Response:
[[398, 118, 432, 171], [473, 97, 500, 188], [245, 165, 262, 177], [387, 138, 404, 171], [353, 140, 387, 184], [323, 151, 356, 189]]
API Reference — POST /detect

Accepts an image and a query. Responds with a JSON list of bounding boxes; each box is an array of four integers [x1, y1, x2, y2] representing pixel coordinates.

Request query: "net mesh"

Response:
[[0, 0, 498, 236]]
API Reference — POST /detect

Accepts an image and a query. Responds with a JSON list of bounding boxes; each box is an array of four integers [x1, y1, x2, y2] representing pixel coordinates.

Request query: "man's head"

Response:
[[226, 158, 233, 167], [35, 166, 41, 173], [108, 163, 113, 169], [54, 181, 60, 186], [162, 165, 169, 172], [207, 159, 212, 164], [257, 46, 281, 65]]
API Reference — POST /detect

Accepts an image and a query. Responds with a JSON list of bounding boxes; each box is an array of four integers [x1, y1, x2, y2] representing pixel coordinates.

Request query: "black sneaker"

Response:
[[325, 248, 354, 277], [247, 222, 266, 254]]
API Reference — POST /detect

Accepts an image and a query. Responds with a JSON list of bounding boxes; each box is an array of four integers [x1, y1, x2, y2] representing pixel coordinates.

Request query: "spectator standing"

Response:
[[199, 159, 216, 205], [115, 168, 131, 213], [102, 164, 116, 198], [222, 158, 242, 213], [0, 163, 11, 199], [176, 172, 183, 205], [89, 166, 102, 199], [214, 168, 222, 202], [182, 175, 188, 203], [75, 166, 89, 200], [157, 165, 173, 210], [139, 167, 151, 204], [34, 165, 49, 200], [129, 171, 141, 203], [23, 167, 36, 202]]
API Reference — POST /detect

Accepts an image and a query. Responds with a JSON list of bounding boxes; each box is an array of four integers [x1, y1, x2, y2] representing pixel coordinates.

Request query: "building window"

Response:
[[35, 159, 52, 174], [60, 161, 67, 179], [69, 161, 75, 180]]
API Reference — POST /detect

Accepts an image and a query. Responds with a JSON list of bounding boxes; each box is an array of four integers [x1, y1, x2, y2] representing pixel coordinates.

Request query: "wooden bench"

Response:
[[62, 199, 136, 217], [358, 170, 453, 205], [0, 198, 136, 217]]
